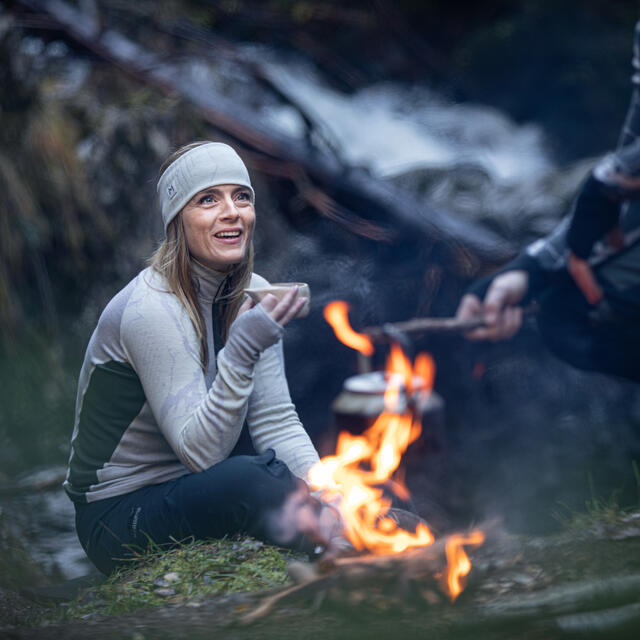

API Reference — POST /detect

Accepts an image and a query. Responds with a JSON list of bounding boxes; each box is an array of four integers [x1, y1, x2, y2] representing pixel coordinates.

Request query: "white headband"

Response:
[[157, 142, 254, 230]]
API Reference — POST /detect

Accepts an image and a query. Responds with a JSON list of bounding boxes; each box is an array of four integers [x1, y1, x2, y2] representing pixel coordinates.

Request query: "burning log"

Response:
[[241, 532, 485, 625]]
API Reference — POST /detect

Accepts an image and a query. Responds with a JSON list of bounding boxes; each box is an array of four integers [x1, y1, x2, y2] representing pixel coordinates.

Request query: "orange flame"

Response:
[[311, 305, 437, 554], [315, 300, 484, 601], [445, 531, 486, 600], [323, 301, 374, 356]]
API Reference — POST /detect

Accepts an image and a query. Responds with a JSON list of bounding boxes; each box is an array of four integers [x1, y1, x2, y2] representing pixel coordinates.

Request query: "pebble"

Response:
[[163, 572, 180, 583], [512, 573, 535, 587], [154, 588, 176, 597], [81, 612, 100, 620]]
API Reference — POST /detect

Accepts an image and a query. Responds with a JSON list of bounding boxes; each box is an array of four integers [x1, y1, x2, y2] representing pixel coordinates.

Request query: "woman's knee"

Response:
[[199, 450, 305, 509]]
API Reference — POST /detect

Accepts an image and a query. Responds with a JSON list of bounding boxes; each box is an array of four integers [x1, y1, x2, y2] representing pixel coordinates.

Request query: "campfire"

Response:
[[313, 301, 484, 601]]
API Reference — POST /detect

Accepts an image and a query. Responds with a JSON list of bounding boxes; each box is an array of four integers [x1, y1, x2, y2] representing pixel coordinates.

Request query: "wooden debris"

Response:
[[240, 537, 460, 624]]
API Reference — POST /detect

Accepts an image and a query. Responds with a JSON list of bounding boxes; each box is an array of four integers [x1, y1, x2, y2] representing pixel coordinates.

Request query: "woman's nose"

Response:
[[219, 195, 240, 218]]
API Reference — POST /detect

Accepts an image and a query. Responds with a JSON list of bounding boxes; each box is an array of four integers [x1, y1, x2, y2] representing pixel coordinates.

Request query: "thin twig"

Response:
[[364, 317, 485, 341]]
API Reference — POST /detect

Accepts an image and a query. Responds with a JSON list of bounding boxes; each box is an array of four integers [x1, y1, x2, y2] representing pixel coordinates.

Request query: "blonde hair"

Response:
[[150, 142, 254, 371]]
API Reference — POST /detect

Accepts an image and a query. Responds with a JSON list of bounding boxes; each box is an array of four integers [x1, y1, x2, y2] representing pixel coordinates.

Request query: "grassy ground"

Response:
[[56, 537, 295, 622], [551, 462, 640, 532]]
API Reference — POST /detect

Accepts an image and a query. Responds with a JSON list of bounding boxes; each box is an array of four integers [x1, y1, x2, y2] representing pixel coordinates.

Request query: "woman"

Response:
[[64, 141, 336, 574]]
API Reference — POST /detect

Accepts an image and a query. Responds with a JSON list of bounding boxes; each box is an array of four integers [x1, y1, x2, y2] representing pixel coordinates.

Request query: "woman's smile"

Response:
[[213, 227, 243, 242]]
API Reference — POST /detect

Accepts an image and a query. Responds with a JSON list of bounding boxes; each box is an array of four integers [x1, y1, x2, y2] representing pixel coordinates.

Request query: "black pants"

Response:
[[75, 450, 318, 575]]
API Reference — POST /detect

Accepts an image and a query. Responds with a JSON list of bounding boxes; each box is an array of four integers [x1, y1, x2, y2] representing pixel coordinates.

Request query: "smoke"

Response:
[[263, 485, 346, 556], [263, 484, 325, 552]]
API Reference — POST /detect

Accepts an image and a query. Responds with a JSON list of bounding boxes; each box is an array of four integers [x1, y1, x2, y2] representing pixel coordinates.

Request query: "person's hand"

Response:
[[259, 286, 307, 327], [456, 270, 529, 341]]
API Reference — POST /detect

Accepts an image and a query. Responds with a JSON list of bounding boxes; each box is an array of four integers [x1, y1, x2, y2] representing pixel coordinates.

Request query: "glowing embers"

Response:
[[314, 300, 484, 600]]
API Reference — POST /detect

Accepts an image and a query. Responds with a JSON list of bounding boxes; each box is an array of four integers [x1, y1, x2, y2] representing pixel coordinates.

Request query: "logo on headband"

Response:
[[167, 184, 177, 199]]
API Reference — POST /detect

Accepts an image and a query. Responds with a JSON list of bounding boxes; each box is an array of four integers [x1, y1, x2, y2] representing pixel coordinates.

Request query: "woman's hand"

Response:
[[260, 286, 307, 327], [226, 287, 308, 365]]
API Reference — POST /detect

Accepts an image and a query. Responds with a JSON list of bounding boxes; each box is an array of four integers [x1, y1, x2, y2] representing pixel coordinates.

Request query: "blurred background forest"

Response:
[[1, 0, 640, 580]]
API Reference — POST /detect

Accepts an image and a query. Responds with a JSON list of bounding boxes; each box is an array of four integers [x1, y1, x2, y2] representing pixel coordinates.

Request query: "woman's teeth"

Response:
[[215, 231, 241, 238]]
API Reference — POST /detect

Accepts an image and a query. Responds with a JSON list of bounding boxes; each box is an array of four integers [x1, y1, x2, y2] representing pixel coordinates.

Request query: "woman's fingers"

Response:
[[237, 296, 255, 316], [260, 287, 307, 326], [259, 293, 279, 314], [277, 296, 307, 326]]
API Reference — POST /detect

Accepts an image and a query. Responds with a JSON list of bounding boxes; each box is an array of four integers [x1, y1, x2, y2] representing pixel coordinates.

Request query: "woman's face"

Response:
[[181, 184, 255, 271]]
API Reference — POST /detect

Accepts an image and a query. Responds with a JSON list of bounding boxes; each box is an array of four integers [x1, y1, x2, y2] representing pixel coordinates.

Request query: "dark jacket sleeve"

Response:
[[566, 175, 622, 259], [468, 172, 624, 302], [467, 217, 570, 303]]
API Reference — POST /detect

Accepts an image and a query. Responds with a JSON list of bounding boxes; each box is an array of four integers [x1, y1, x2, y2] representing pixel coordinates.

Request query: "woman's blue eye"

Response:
[[198, 195, 215, 204], [236, 191, 251, 202]]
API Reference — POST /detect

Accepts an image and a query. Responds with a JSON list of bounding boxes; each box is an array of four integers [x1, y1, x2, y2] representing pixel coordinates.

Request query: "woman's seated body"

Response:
[[64, 141, 338, 574]]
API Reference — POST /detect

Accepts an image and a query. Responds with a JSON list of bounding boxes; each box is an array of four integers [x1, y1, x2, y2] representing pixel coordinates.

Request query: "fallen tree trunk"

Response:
[[14, 0, 516, 262]]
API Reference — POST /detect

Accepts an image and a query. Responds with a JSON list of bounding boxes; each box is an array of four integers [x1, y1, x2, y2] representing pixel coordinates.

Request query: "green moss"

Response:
[[59, 536, 294, 621]]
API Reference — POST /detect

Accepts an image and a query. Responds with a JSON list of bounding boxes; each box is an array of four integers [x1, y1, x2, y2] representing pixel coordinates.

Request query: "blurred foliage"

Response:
[[0, 506, 52, 591], [0, 330, 79, 475], [552, 463, 640, 532], [0, 29, 112, 336]]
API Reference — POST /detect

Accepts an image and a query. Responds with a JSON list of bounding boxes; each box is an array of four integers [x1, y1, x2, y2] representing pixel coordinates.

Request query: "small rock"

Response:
[[163, 572, 180, 583], [153, 578, 169, 588], [154, 588, 176, 597], [420, 589, 441, 605], [81, 612, 100, 620], [611, 526, 640, 540], [512, 573, 535, 587], [287, 560, 318, 584]]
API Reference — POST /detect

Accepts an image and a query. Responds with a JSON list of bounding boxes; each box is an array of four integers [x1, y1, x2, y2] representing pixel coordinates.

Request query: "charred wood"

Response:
[[241, 536, 456, 624]]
